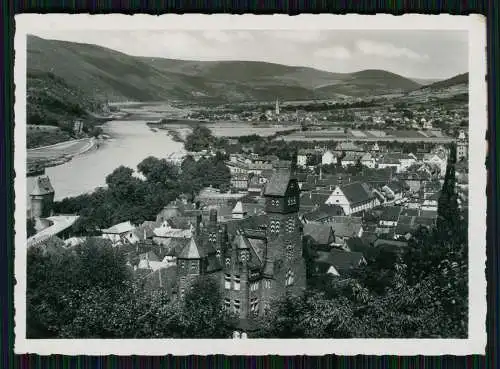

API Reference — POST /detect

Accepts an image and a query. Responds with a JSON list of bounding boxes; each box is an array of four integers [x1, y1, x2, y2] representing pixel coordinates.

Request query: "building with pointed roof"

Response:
[[457, 129, 468, 161], [170, 169, 306, 329], [101, 221, 139, 247], [325, 182, 379, 215], [29, 175, 55, 219]]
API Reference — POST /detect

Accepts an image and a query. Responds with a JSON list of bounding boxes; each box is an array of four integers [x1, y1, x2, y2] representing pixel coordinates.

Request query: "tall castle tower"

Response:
[[457, 129, 468, 161], [29, 175, 55, 219], [262, 169, 306, 300]]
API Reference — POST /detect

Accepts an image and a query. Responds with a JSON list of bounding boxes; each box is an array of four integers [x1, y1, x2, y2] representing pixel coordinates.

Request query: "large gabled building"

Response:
[[325, 182, 379, 215], [174, 169, 307, 324]]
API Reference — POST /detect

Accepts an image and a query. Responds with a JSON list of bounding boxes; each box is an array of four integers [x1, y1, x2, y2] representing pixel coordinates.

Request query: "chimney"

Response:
[[196, 213, 202, 235], [209, 208, 218, 225]]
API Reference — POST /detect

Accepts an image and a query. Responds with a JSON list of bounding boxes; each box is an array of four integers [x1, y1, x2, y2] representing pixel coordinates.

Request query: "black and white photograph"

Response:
[[14, 14, 487, 355]]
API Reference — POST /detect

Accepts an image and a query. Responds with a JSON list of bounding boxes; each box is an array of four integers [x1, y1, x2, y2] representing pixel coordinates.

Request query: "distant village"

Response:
[[26, 98, 469, 333], [187, 96, 467, 138]]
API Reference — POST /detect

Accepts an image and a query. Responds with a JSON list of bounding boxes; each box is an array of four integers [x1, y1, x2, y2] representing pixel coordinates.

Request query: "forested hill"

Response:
[[419, 73, 468, 91], [28, 35, 422, 103]]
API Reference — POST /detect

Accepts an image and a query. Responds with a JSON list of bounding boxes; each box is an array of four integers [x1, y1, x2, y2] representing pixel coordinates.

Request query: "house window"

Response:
[[179, 260, 185, 270], [224, 298, 231, 310], [250, 281, 259, 291], [285, 270, 295, 287], [250, 298, 259, 314], [240, 250, 249, 262], [233, 299, 241, 314], [190, 260, 198, 272], [216, 248, 221, 258], [286, 243, 294, 259], [234, 275, 241, 291], [225, 257, 231, 267], [286, 218, 295, 233], [271, 199, 279, 207], [209, 233, 217, 242], [224, 274, 231, 290], [270, 220, 280, 233], [264, 279, 272, 289], [180, 288, 185, 298]]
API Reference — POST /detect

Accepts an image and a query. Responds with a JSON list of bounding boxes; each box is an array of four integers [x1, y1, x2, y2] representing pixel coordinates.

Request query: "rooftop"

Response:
[[101, 221, 136, 235], [340, 182, 374, 204], [28, 215, 80, 248], [30, 175, 55, 196], [264, 170, 294, 197]]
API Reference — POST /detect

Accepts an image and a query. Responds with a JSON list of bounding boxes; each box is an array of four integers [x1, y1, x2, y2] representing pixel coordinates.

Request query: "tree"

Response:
[[90, 126, 103, 138], [106, 166, 140, 201], [138, 156, 179, 187], [26, 238, 132, 338], [256, 291, 355, 338], [437, 143, 459, 236], [184, 125, 215, 152], [58, 283, 180, 338], [27, 218, 36, 238], [179, 276, 236, 338]]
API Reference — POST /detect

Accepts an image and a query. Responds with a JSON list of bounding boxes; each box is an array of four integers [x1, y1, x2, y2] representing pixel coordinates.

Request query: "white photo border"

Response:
[[13, 13, 487, 356]]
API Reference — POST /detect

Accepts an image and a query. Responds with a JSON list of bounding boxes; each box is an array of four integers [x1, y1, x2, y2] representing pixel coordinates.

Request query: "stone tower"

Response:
[[29, 175, 55, 219], [263, 169, 306, 300], [176, 236, 203, 298], [457, 129, 468, 161]]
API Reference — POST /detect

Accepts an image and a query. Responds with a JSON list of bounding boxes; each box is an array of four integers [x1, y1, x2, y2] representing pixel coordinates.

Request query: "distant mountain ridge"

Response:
[[28, 35, 423, 103], [419, 73, 468, 90]]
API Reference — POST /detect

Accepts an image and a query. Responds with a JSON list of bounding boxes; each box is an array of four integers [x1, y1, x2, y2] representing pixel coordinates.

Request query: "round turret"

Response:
[[29, 175, 55, 219]]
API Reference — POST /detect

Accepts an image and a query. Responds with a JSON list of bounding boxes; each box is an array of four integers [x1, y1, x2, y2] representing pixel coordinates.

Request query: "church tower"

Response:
[[263, 169, 306, 299], [275, 97, 280, 123], [457, 129, 468, 161]]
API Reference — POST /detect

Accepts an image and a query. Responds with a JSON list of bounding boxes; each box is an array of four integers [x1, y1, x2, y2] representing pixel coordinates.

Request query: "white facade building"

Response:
[[322, 150, 336, 165]]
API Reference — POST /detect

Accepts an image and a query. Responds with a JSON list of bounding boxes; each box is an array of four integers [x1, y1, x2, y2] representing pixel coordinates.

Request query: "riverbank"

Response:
[[27, 119, 186, 201], [27, 137, 99, 175]]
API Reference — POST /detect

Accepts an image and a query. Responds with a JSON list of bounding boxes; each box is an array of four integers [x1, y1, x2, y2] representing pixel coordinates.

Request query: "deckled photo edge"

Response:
[[13, 13, 487, 356]]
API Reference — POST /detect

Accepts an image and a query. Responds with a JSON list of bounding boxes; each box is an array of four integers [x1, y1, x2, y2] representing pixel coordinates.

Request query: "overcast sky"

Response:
[[31, 30, 468, 80]]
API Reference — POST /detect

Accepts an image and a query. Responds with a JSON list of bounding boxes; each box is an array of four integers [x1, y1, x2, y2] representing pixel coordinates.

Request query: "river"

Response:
[[27, 119, 185, 202], [25, 103, 297, 204]]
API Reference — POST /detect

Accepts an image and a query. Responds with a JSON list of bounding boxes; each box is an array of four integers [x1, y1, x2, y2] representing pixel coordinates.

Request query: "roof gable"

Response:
[[101, 221, 135, 234], [340, 182, 374, 204], [30, 176, 55, 196], [303, 223, 334, 245], [264, 170, 298, 197], [178, 237, 203, 259]]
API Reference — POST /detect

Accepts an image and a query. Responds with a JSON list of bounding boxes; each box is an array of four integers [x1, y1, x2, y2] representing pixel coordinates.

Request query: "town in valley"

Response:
[[24, 31, 469, 339]]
